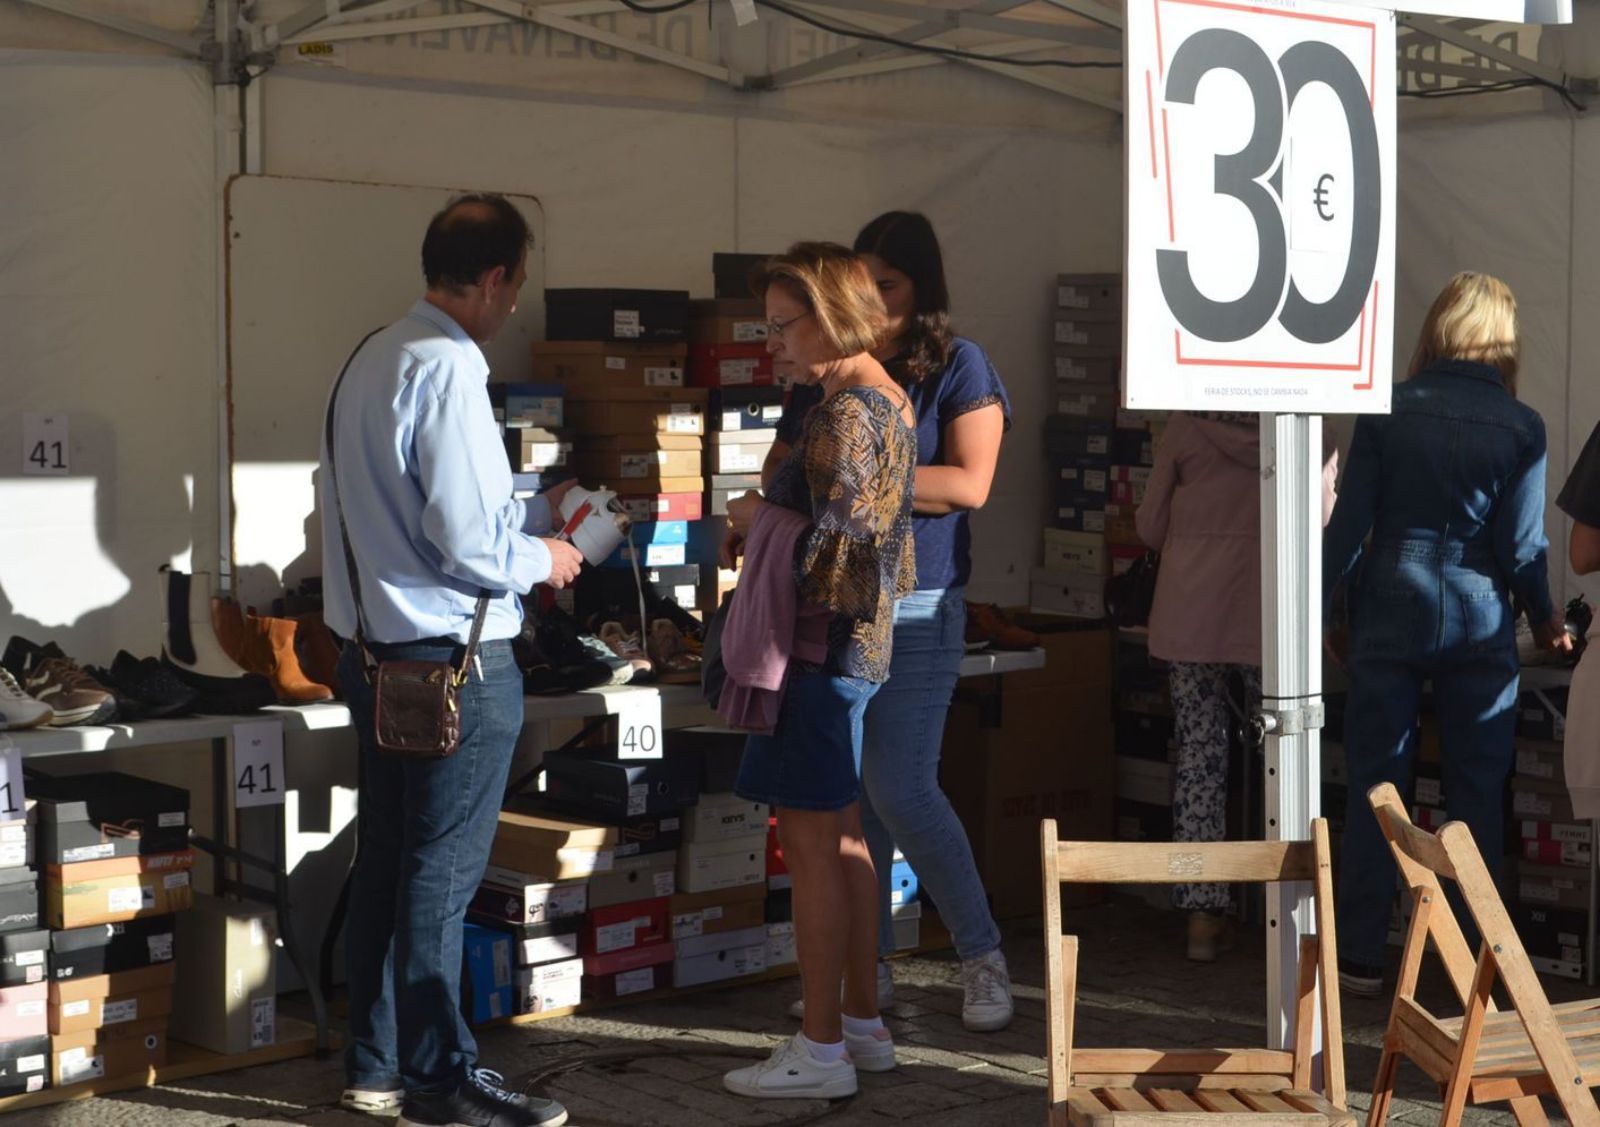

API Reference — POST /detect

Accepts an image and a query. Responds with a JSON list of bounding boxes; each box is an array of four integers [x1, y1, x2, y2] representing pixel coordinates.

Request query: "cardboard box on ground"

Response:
[[939, 617, 1114, 920]]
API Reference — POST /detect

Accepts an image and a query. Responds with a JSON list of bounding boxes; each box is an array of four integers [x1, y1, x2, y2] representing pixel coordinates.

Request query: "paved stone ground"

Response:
[[11, 897, 1576, 1126]]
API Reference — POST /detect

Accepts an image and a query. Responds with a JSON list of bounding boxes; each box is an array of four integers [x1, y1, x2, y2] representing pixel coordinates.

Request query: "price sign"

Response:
[[615, 692, 662, 761], [232, 720, 286, 808], [1125, 0, 1395, 414], [21, 414, 68, 476], [0, 738, 23, 823]]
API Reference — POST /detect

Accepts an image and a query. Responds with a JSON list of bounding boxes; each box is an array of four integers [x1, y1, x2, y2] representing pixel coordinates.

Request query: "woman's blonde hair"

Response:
[[1408, 271, 1520, 395], [750, 242, 888, 359]]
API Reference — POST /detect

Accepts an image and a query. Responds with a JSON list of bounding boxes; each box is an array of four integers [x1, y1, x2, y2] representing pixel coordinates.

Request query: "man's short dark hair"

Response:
[[421, 194, 532, 293]]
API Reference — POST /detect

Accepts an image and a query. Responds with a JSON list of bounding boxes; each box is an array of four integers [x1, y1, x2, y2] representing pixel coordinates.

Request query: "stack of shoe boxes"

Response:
[[689, 299, 780, 616], [490, 380, 570, 494], [764, 812, 793, 970], [31, 772, 191, 1089], [0, 798, 46, 1097], [481, 807, 612, 1016], [1111, 633, 1175, 891], [535, 288, 709, 596], [1509, 685, 1587, 978], [674, 786, 769, 989], [542, 749, 698, 1002]]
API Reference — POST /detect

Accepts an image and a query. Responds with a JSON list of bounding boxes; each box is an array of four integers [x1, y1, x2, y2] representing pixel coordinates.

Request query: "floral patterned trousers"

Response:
[[1169, 660, 1262, 911]]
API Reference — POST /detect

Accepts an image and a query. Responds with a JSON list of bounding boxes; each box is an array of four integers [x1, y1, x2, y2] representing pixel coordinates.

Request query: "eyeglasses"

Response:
[[767, 310, 813, 339]]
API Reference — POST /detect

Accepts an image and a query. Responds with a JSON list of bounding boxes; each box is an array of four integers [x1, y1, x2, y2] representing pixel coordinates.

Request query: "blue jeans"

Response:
[[1337, 544, 1520, 968], [860, 588, 1001, 961], [338, 637, 524, 1095], [736, 671, 880, 812]]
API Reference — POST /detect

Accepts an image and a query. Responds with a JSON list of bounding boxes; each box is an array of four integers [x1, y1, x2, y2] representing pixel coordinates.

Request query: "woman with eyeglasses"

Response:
[[719, 242, 917, 1101], [764, 211, 1015, 1032]]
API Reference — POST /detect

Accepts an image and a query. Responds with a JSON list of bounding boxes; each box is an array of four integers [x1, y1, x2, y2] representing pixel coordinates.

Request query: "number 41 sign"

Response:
[[1125, 0, 1396, 414]]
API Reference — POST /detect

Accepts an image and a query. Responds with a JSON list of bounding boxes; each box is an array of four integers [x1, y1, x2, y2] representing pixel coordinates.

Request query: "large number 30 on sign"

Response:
[[1124, 0, 1395, 415]]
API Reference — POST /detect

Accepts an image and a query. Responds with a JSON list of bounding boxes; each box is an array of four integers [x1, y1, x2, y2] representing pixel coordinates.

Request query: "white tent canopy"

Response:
[[1, 0, 1596, 661]]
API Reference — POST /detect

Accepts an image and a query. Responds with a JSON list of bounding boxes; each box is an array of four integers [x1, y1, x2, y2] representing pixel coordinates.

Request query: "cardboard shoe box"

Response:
[[490, 381, 565, 429], [1056, 273, 1122, 312], [51, 916, 175, 981], [617, 493, 704, 524], [0, 880, 38, 935], [581, 897, 671, 960], [672, 940, 766, 988], [47, 850, 196, 929], [709, 438, 773, 477], [462, 924, 516, 1024], [1030, 566, 1107, 619], [669, 883, 767, 941], [587, 851, 678, 911], [572, 435, 703, 483], [583, 956, 670, 1000], [503, 919, 582, 967], [472, 869, 588, 927], [31, 773, 189, 865], [0, 931, 48, 987], [49, 962, 176, 1035], [765, 921, 796, 968], [1055, 354, 1121, 385], [544, 288, 690, 345], [664, 728, 747, 794], [564, 388, 707, 437], [1043, 529, 1108, 576], [52, 1016, 167, 1087], [531, 341, 687, 397], [0, 982, 46, 1041], [690, 298, 768, 345], [0, 807, 35, 871], [709, 387, 784, 431], [488, 811, 615, 883], [608, 474, 706, 497], [169, 895, 276, 1055], [688, 343, 773, 387], [1519, 861, 1592, 912], [542, 752, 699, 821], [677, 836, 765, 895], [516, 957, 583, 1014], [683, 794, 770, 844], [0, 1034, 48, 1096]]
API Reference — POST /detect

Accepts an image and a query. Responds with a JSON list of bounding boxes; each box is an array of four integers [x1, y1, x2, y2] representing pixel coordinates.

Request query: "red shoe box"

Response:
[[618, 492, 704, 524], [765, 817, 787, 879], [582, 939, 672, 979], [688, 344, 773, 388], [582, 956, 672, 999], [579, 897, 670, 959]]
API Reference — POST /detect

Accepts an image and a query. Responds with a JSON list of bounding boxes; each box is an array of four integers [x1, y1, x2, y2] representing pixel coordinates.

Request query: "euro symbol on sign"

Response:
[[1313, 174, 1335, 221]]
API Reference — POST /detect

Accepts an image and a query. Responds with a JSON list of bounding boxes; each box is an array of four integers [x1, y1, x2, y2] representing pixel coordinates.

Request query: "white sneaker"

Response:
[[341, 1085, 404, 1115], [724, 1034, 858, 1100], [0, 669, 51, 731], [788, 961, 894, 1019], [844, 1026, 897, 1073], [961, 949, 1014, 1032]]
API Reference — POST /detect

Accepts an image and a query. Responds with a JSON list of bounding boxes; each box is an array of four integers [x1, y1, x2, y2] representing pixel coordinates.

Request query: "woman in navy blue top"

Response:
[[766, 212, 1014, 1032], [1324, 272, 1571, 997]]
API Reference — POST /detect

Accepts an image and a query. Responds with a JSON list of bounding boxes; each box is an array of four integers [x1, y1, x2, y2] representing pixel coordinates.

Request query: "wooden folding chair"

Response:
[[1366, 781, 1600, 1127], [1042, 819, 1351, 1127]]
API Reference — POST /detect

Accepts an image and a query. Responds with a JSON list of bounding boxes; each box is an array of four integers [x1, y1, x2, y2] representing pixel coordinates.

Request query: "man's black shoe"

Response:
[[105, 652, 200, 718], [397, 1069, 568, 1127]]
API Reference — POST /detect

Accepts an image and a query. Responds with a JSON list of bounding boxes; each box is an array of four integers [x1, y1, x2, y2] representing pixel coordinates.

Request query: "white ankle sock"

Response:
[[801, 1033, 848, 1063], [842, 1013, 885, 1038]]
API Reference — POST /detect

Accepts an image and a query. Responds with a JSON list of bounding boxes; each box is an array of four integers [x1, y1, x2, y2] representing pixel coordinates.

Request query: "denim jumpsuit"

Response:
[[1324, 359, 1556, 968]]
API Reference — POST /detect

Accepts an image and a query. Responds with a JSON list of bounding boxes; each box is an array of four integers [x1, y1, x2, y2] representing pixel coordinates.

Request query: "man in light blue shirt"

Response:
[[323, 194, 576, 1127]]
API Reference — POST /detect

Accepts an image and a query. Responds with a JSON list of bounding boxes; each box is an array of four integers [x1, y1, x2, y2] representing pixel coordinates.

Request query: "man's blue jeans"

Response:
[[859, 588, 1002, 961], [338, 637, 523, 1095], [1337, 545, 1520, 968]]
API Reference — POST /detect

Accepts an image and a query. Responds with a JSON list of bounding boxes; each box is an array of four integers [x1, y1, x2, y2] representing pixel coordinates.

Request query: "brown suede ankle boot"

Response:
[[244, 614, 334, 703]]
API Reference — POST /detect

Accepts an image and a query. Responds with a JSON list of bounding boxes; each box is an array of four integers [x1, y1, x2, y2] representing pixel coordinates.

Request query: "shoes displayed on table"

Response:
[[963, 603, 1040, 652], [598, 622, 653, 682], [647, 619, 702, 684], [0, 667, 52, 731], [2, 637, 117, 727]]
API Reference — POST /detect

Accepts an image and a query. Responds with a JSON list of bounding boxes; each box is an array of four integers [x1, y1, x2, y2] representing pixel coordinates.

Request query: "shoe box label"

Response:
[[250, 996, 275, 1049]]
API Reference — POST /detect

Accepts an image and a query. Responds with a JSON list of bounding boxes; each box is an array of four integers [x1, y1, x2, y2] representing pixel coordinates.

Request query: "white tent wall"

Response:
[[1393, 108, 1600, 615], [258, 68, 1123, 606], [0, 52, 218, 666]]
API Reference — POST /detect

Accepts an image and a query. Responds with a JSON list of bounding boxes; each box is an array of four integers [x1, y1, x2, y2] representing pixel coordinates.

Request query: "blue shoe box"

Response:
[[601, 521, 691, 569], [462, 923, 515, 1024], [888, 859, 919, 908]]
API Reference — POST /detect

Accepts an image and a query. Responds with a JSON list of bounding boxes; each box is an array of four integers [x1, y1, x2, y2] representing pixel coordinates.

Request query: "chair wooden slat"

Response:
[[1101, 1087, 1159, 1111], [1148, 1090, 1205, 1112], [1055, 840, 1316, 885]]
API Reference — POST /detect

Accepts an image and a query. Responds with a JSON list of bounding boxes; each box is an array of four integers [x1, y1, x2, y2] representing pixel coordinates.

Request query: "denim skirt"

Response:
[[735, 670, 880, 812]]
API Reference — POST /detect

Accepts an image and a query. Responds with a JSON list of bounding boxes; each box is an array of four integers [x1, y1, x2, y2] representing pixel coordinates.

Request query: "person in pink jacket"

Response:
[[1136, 412, 1336, 961]]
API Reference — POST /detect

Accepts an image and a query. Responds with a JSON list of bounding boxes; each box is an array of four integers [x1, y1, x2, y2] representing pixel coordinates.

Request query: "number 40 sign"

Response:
[[1125, 0, 1396, 415]]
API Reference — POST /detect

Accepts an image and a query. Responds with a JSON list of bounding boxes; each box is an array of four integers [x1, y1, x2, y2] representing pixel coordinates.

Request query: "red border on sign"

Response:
[[1153, 0, 1381, 382]]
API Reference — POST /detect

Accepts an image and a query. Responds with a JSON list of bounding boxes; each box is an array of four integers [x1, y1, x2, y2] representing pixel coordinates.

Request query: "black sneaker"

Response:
[[398, 1069, 568, 1127], [104, 652, 199, 718], [160, 657, 276, 715]]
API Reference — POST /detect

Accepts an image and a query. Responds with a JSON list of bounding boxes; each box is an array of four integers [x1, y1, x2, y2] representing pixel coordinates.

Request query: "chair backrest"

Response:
[[1366, 782, 1600, 1125], [1041, 818, 1345, 1111]]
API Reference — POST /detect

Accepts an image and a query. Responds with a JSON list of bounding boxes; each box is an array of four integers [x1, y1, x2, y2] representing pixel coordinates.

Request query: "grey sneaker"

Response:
[[961, 948, 1013, 1032]]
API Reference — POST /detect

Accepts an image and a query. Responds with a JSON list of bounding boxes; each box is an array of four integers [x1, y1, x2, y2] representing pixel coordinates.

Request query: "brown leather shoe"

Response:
[[964, 603, 1040, 651], [243, 614, 334, 703]]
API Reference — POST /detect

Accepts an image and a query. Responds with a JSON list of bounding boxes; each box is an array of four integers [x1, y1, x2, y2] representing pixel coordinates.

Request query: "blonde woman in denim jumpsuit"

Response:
[[1324, 273, 1571, 997]]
